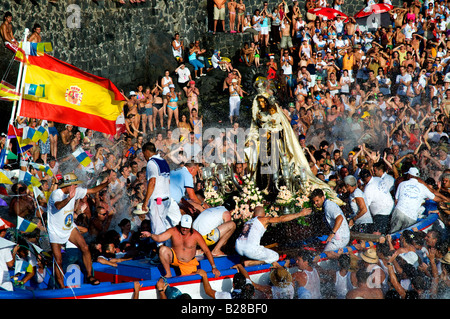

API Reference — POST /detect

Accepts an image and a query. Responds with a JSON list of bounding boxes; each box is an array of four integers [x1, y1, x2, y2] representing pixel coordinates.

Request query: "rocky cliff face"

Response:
[[1, 0, 393, 88], [0, 0, 398, 130]]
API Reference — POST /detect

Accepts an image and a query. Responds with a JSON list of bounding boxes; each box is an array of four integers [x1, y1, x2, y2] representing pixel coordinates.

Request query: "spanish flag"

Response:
[[19, 54, 125, 135]]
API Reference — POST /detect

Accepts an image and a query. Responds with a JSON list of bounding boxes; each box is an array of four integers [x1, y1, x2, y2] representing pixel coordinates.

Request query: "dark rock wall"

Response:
[[0, 0, 390, 89]]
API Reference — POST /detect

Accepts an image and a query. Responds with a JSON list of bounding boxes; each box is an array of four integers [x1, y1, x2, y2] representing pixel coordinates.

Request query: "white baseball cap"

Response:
[[407, 167, 420, 177], [180, 214, 193, 228]]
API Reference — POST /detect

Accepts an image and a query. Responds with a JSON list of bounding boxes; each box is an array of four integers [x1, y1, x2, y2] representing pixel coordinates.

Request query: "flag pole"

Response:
[[14, 28, 30, 126], [2, 28, 30, 167]]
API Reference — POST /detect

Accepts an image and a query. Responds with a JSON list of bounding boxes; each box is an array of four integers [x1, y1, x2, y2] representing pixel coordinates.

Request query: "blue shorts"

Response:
[[189, 59, 204, 71], [48, 126, 58, 136]]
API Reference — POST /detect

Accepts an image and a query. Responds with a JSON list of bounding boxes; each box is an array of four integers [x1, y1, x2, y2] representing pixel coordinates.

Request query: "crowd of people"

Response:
[[0, 0, 450, 299]]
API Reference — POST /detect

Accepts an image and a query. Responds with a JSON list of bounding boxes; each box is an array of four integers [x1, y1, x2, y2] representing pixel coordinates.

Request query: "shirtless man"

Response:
[[141, 214, 221, 278], [28, 23, 41, 43], [0, 12, 18, 52], [346, 269, 384, 299], [280, 16, 293, 52], [9, 183, 37, 219], [344, 17, 356, 42], [213, 0, 227, 35]]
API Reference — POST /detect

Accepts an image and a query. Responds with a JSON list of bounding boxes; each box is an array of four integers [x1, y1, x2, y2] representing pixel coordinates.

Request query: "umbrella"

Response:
[[308, 7, 348, 21], [354, 3, 393, 18]]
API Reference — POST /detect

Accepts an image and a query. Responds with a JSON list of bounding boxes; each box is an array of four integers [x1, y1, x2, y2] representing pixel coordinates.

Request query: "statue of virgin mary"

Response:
[[244, 86, 343, 206]]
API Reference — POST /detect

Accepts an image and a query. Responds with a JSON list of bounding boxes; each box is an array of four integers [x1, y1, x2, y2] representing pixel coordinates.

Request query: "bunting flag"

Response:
[[19, 170, 41, 188], [0, 237, 16, 249], [0, 198, 7, 207], [34, 125, 48, 143], [15, 259, 33, 273], [6, 150, 18, 160], [20, 126, 37, 145], [7, 124, 23, 139], [15, 41, 53, 63], [0, 170, 13, 185], [0, 184, 8, 196], [72, 147, 91, 167], [23, 83, 46, 98], [0, 149, 6, 169], [16, 216, 37, 233], [0, 218, 15, 230], [19, 53, 124, 135], [0, 80, 20, 102], [31, 162, 53, 177], [29, 241, 50, 258]]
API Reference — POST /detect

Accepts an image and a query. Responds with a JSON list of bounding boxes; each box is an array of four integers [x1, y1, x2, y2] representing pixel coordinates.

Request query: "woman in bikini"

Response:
[[189, 108, 203, 143], [236, 0, 246, 33], [177, 114, 192, 142], [152, 84, 165, 130], [141, 87, 153, 135], [164, 84, 181, 129], [228, 0, 237, 33], [186, 80, 200, 116], [161, 70, 173, 117]]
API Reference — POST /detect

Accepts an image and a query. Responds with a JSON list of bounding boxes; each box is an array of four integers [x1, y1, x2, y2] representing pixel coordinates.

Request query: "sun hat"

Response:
[[180, 214, 193, 228], [59, 173, 84, 188], [360, 248, 379, 264], [133, 203, 147, 215], [439, 252, 450, 264], [270, 267, 293, 288]]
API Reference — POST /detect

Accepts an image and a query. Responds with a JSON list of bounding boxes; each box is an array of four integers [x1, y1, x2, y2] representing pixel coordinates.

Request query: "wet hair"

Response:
[[142, 142, 156, 153], [297, 249, 314, 265], [310, 188, 324, 199], [401, 229, 415, 245], [118, 218, 131, 228], [355, 269, 370, 284], [233, 272, 247, 290], [338, 254, 351, 270]]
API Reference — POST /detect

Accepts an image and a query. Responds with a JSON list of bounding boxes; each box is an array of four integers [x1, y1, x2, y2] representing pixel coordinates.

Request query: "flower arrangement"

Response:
[[231, 175, 271, 224], [204, 185, 224, 207], [275, 186, 295, 207]]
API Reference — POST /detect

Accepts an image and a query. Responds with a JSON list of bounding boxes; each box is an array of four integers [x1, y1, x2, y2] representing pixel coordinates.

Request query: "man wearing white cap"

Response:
[[141, 214, 221, 278], [391, 167, 449, 233], [47, 172, 110, 288]]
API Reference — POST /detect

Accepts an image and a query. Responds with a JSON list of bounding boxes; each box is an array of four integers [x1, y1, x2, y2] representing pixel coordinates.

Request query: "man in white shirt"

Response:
[[427, 121, 449, 144], [310, 189, 350, 251], [390, 167, 448, 233], [142, 142, 180, 244], [174, 64, 192, 95], [360, 169, 394, 234], [182, 132, 202, 162], [192, 200, 236, 257], [47, 172, 110, 288], [0, 231, 18, 291], [402, 19, 416, 40], [396, 66, 412, 97], [170, 161, 208, 214]]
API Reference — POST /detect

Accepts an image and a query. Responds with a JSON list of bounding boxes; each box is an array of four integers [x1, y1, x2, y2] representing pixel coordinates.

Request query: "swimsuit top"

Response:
[[169, 94, 178, 103]]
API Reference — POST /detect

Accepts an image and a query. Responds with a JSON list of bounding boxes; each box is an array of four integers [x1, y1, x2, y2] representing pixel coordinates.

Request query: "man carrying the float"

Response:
[[47, 173, 111, 288]]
